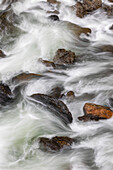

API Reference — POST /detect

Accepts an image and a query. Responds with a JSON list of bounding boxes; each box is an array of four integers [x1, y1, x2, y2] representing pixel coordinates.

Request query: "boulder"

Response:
[[39, 136, 73, 152], [78, 103, 113, 121], [0, 83, 13, 106], [75, 0, 102, 18], [30, 93, 73, 124], [53, 49, 76, 65]]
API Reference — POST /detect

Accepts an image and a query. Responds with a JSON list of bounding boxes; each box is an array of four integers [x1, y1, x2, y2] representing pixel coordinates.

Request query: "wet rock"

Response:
[[39, 136, 73, 152], [47, 10, 59, 14], [47, 0, 60, 4], [66, 22, 91, 37], [0, 50, 6, 58], [30, 93, 73, 124], [108, 0, 113, 2], [12, 73, 42, 85], [66, 91, 76, 102], [78, 103, 113, 121], [48, 15, 59, 21], [75, 0, 102, 18], [110, 24, 113, 29], [99, 45, 113, 53], [102, 4, 113, 16], [53, 49, 76, 65], [0, 83, 13, 106], [49, 86, 64, 99]]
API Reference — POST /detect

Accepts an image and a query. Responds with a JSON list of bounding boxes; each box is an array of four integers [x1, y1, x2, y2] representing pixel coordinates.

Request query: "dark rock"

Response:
[[78, 103, 113, 121], [0, 50, 6, 58], [47, 0, 60, 4], [39, 136, 73, 152], [30, 93, 73, 124], [0, 83, 13, 106], [49, 86, 64, 99], [75, 0, 102, 18], [53, 49, 76, 65], [108, 0, 113, 2], [49, 15, 59, 21], [110, 24, 113, 29], [12, 73, 42, 85]]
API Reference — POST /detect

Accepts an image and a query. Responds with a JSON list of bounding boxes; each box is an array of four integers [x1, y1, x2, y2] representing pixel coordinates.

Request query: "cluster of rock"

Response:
[[0, 0, 113, 152]]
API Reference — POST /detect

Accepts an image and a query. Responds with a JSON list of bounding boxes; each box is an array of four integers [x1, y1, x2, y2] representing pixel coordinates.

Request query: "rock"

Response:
[[30, 93, 73, 124], [48, 15, 59, 21], [110, 24, 113, 29], [39, 136, 73, 152], [99, 45, 113, 53], [66, 91, 76, 102], [47, 0, 60, 4], [75, 0, 102, 18], [53, 49, 76, 65], [66, 22, 91, 37], [12, 73, 42, 85], [0, 50, 6, 58], [0, 83, 13, 106], [78, 103, 113, 121], [102, 4, 113, 16], [49, 86, 64, 99], [108, 0, 113, 2], [47, 10, 59, 14]]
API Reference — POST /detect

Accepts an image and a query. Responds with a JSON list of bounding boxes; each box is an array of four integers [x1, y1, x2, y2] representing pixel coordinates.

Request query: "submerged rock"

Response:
[[48, 86, 64, 99], [0, 83, 13, 106], [66, 22, 91, 37], [12, 73, 42, 84], [0, 50, 6, 58], [99, 45, 113, 53], [75, 0, 102, 18], [30, 93, 73, 124], [53, 49, 76, 65], [78, 103, 113, 121], [39, 136, 73, 152], [66, 91, 76, 102]]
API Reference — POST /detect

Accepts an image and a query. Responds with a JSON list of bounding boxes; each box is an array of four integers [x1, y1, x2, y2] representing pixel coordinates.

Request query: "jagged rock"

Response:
[[66, 91, 76, 102], [66, 22, 91, 37], [12, 73, 42, 84], [30, 93, 73, 124], [0, 50, 6, 58], [75, 0, 102, 18], [48, 15, 59, 21], [39, 136, 73, 152], [53, 49, 76, 65], [0, 83, 13, 106], [78, 103, 113, 121], [49, 86, 64, 99]]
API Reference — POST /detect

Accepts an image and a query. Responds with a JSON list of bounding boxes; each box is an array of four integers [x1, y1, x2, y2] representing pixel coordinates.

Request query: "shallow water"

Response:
[[0, 0, 113, 170]]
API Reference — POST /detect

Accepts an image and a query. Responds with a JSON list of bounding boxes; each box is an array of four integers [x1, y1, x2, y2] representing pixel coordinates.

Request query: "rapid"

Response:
[[0, 0, 113, 170]]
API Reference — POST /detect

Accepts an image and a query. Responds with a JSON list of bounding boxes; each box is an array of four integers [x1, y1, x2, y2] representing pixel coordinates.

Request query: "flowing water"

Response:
[[0, 0, 113, 169]]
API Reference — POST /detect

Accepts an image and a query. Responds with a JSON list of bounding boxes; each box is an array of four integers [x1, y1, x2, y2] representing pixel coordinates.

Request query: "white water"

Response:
[[0, 0, 113, 170]]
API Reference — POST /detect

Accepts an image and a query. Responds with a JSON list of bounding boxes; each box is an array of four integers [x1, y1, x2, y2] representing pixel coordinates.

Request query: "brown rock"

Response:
[[47, 0, 60, 4], [75, 0, 102, 18], [108, 0, 113, 2], [0, 50, 6, 58], [99, 45, 113, 53], [12, 73, 42, 84], [102, 4, 113, 16], [30, 93, 73, 124], [66, 22, 91, 37], [53, 49, 76, 65], [110, 24, 113, 29], [78, 103, 113, 121], [47, 10, 59, 14], [39, 136, 73, 152]]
